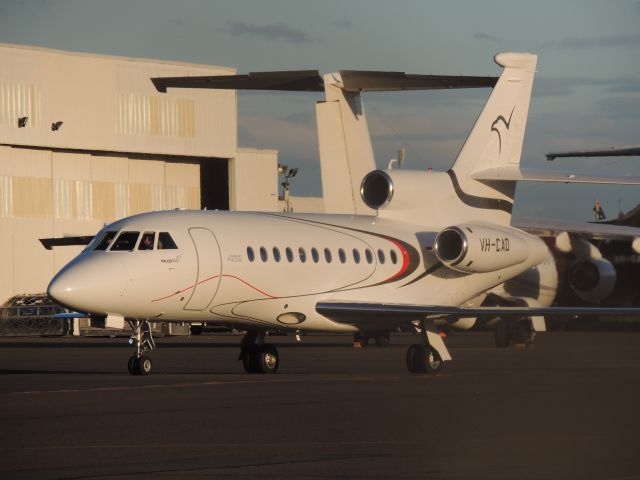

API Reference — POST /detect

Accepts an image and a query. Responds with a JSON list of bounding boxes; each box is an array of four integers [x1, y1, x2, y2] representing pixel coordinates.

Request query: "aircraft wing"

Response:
[[316, 301, 640, 331], [512, 217, 640, 241]]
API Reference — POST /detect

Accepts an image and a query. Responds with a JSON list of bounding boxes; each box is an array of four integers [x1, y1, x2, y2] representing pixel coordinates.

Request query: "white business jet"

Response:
[[47, 52, 640, 376]]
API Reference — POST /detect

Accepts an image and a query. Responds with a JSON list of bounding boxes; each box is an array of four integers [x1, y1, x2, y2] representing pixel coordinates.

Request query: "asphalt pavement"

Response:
[[0, 332, 639, 479]]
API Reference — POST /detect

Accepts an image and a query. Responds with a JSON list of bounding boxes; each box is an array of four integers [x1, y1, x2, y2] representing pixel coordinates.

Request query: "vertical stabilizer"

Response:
[[317, 73, 376, 215], [450, 53, 537, 206]]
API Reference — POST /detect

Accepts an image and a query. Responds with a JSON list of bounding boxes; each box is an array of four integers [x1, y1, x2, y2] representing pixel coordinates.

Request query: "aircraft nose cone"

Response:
[[48, 255, 127, 315]]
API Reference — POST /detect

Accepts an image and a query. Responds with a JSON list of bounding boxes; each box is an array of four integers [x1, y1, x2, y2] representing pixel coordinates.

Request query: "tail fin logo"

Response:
[[491, 106, 515, 155]]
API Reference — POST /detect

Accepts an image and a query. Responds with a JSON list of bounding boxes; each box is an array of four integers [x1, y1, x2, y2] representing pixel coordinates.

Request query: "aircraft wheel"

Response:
[[190, 325, 203, 335], [242, 345, 259, 373], [374, 334, 390, 348], [406, 344, 441, 374], [127, 355, 138, 375], [494, 319, 510, 348], [136, 356, 152, 375], [256, 344, 279, 374]]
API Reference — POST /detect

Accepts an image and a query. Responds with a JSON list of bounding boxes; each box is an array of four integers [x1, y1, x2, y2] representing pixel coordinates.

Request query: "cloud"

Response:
[[542, 34, 640, 49], [333, 19, 353, 30], [225, 20, 314, 44], [474, 33, 500, 43]]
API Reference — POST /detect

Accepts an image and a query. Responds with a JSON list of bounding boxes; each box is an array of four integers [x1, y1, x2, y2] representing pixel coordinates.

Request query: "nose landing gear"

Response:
[[127, 320, 155, 375]]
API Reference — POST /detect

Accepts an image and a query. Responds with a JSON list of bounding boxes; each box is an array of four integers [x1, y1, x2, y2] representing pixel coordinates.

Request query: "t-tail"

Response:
[[448, 52, 538, 224]]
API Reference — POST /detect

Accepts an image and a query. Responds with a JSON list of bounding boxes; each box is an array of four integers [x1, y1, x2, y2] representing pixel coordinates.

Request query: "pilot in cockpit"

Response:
[[139, 232, 155, 251]]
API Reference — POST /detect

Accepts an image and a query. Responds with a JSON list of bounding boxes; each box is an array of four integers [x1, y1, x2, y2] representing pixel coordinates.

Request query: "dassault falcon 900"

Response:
[[47, 52, 640, 376]]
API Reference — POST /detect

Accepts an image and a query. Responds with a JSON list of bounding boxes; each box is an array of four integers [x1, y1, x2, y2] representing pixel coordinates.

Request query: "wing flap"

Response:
[[512, 217, 640, 240]]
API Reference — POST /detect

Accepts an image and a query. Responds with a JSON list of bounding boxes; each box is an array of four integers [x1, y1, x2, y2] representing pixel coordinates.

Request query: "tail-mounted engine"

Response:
[[434, 223, 546, 274]]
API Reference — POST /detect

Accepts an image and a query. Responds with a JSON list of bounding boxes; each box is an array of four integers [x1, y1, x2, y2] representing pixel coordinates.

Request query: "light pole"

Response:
[[278, 164, 298, 212]]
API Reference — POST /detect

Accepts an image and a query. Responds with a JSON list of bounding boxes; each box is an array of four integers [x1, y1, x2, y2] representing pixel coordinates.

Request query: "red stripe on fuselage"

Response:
[[151, 274, 275, 302]]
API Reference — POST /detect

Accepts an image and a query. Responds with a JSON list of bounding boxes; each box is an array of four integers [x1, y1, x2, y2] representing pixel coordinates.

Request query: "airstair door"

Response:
[[184, 227, 221, 311]]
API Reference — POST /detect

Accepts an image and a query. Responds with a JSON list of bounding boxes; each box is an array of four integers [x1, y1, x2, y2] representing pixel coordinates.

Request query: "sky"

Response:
[[1, 0, 638, 221]]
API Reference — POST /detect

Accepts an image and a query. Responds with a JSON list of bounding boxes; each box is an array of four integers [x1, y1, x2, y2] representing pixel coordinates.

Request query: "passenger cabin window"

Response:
[[138, 232, 155, 250], [365, 249, 374, 264], [285, 247, 294, 263], [110, 231, 140, 251], [377, 249, 386, 264], [157, 232, 178, 250], [311, 248, 319, 263], [352, 249, 361, 264], [273, 247, 281, 263], [338, 248, 347, 264], [299, 247, 307, 263], [390, 250, 398, 264], [324, 248, 332, 263], [260, 247, 268, 262], [247, 246, 255, 262], [94, 231, 117, 251]]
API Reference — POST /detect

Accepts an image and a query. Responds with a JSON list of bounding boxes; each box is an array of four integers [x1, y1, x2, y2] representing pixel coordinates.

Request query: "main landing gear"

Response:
[[406, 321, 450, 374], [494, 317, 535, 348], [239, 330, 279, 374], [127, 320, 155, 375]]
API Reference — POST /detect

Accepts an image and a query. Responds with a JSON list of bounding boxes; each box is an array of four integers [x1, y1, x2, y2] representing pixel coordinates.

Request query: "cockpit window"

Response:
[[110, 231, 140, 251], [138, 232, 155, 250], [157, 232, 178, 250], [94, 231, 118, 251]]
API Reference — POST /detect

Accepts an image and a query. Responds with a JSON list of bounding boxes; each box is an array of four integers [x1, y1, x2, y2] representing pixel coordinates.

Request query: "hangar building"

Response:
[[0, 44, 278, 305]]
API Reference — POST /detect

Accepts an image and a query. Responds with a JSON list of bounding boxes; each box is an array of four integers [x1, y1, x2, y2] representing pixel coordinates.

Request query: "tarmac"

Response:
[[0, 331, 639, 480]]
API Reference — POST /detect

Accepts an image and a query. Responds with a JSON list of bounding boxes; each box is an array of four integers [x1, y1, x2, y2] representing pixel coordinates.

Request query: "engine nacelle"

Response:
[[568, 258, 616, 303], [434, 223, 545, 274]]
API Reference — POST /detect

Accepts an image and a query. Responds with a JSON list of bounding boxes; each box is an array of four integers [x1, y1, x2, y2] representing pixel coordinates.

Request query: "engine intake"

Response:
[[360, 170, 393, 209], [569, 258, 616, 303]]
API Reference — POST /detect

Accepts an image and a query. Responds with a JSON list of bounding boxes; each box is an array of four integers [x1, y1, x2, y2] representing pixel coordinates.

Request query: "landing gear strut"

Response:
[[127, 320, 155, 375], [239, 331, 279, 374]]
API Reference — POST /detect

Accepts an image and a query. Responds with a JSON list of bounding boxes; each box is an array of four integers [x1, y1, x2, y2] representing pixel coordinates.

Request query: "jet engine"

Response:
[[568, 258, 616, 303], [434, 223, 545, 274]]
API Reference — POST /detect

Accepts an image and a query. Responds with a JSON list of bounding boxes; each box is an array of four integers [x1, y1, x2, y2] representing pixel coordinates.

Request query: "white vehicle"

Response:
[[47, 52, 640, 375]]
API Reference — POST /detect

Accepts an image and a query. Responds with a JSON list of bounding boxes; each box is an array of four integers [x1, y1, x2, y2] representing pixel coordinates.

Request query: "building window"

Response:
[[247, 246, 255, 262]]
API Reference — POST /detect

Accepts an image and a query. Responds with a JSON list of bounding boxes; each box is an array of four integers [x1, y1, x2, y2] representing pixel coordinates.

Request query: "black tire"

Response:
[[494, 319, 510, 348], [406, 344, 423, 373], [242, 344, 259, 373], [190, 325, 203, 335], [255, 344, 279, 374], [406, 344, 442, 374], [135, 356, 152, 375], [127, 355, 138, 375]]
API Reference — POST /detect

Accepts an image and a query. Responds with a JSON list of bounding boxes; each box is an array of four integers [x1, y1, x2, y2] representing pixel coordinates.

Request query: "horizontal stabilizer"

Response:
[[546, 145, 640, 160], [39, 236, 94, 250], [152, 71, 324, 93], [152, 71, 497, 93], [512, 217, 640, 241], [472, 166, 640, 185]]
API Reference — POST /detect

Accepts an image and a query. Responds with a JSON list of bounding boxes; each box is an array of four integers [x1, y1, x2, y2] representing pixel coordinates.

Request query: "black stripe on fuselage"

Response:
[[447, 170, 513, 214]]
